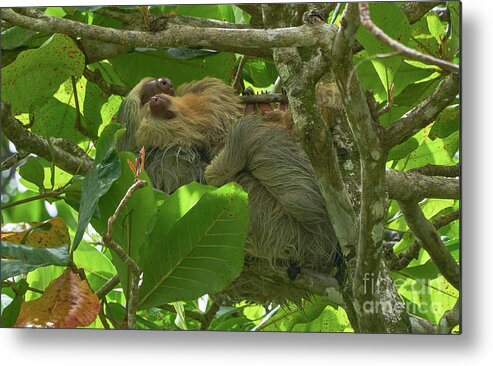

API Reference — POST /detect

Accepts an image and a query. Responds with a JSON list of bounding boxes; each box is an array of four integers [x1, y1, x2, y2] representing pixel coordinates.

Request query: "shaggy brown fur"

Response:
[[117, 77, 242, 193]]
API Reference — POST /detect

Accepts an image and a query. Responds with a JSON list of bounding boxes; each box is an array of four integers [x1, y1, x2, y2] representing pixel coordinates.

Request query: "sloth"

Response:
[[117, 77, 242, 193], [117, 76, 340, 303]]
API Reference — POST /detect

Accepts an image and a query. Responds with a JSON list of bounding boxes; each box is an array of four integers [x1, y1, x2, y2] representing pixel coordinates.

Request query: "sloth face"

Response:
[[140, 77, 175, 105]]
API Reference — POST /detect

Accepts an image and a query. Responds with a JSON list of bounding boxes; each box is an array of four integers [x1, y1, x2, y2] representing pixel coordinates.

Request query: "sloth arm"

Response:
[[204, 117, 258, 187]]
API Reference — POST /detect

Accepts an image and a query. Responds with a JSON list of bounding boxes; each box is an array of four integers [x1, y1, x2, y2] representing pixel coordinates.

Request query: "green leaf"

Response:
[[356, 3, 411, 93], [259, 299, 349, 332], [73, 126, 122, 251], [31, 77, 103, 143], [1, 26, 35, 50], [445, 2, 460, 60], [429, 105, 459, 140], [395, 275, 458, 323], [404, 131, 459, 170], [243, 60, 278, 88], [73, 241, 117, 293], [426, 13, 446, 44], [138, 182, 248, 309], [110, 49, 236, 92], [387, 137, 419, 161], [1, 241, 70, 280], [91, 152, 157, 300], [1, 34, 85, 115], [166, 48, 218, 60], [0, 279, 28, 327], [18, 157, 45, 191]]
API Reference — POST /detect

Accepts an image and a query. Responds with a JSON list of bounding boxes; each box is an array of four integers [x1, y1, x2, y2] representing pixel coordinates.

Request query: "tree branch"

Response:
[[96, 274, 121, 299], [437, 299, 460, 334], [386, 169, 459, 201], [83, 68, 129, 97], [359, 3, 459, 73], [408, 164, 460, 178], [385, 210, 459, 271], [1, 151, 28, 171], [398, 200, 460, 289], [384, 73, 460, 149], [401, 2, 441, 24], [1, 101, 93, 175], [1, 8, 326, 53], [103, 178, 147, 329]]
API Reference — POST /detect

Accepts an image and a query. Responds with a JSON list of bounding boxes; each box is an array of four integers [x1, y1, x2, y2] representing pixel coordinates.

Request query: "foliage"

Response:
[[1, 3, 459, 332]]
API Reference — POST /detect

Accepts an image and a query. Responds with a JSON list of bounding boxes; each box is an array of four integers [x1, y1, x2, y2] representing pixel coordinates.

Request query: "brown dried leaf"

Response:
[[15, 269, 100, 328], [1, 217, 70, 248]]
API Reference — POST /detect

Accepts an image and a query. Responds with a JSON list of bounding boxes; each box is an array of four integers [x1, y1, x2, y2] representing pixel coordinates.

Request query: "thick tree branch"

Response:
[[386, 169, 459, 201], [401, 2, 441, 24], [274, 46, 357, 248], [332, 2, 389, 329], [2, 8, 327, 52], [1, 102, 93, 175], [398, 201, 460, 290], [240, 93, 288, 105], [359, 3, 459, 73], [330, 3, 411, 334], [384, 73, 460, 149], [408, 164, 460, 178]]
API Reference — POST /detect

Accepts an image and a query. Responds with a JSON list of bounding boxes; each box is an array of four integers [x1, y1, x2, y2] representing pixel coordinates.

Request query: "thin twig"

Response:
[[96, 274, 121, 299], [83, 68, 129, 97], [102, 178, 147, 329], [232, 55, 247, 93], [1, 152, 29, 171], [359, 3, 459, 73], [0, 189, 65, 210]]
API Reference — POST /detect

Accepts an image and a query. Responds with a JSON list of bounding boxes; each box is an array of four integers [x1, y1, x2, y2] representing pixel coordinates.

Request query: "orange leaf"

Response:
[[15, 269, 100, 328], [1, 217, 70, 248]]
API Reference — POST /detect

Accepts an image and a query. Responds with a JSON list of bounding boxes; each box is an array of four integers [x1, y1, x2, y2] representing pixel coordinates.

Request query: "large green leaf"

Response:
[[1, 241, 70, 280], [1, 34, 85, 115], [138, 182, 248, 309], [1, 26, 35, 50], [30, 77, 106, 143], [109, 49, 236, 90]]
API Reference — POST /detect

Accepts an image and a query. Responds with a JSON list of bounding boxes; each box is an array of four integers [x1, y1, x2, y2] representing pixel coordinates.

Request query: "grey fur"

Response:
[[205, 115, 339, 272]]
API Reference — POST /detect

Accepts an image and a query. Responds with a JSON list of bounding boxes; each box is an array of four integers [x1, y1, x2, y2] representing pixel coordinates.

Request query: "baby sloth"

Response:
[[118, 77, 339, 303]]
